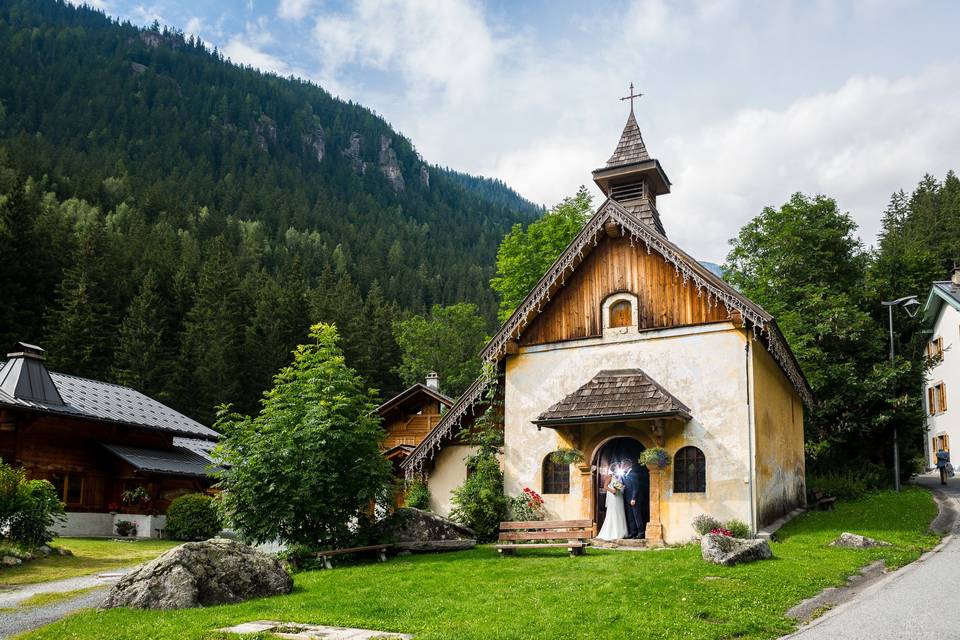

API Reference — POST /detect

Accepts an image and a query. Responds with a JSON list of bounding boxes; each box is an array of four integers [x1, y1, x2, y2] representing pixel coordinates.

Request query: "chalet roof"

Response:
[[481, 198, 813, 406], [101, 443, 216, 477], [173, 436, 218, 462], [376, 382, 453, 418], [0, 361, 219, 441], [924, 281, 960, 325], [401, 374, 493, 478], [534, 369, 691, 426], [606, 110, 651, 168]]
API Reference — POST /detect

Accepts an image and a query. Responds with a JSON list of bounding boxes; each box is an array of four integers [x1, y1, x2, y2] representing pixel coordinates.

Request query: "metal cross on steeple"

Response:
[[620, 82, 643, 113]]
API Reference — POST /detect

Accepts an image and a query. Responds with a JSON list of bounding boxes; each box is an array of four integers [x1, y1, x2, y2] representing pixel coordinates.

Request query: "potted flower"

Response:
[[638, 447, 671, 471]]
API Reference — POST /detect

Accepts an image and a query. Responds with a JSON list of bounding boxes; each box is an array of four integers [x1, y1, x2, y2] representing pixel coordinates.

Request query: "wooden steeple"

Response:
[[592, 86, 671, 236]]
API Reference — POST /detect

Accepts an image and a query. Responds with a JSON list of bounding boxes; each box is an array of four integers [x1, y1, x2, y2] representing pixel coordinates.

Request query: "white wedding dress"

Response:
[[596, 488, 628, 541]]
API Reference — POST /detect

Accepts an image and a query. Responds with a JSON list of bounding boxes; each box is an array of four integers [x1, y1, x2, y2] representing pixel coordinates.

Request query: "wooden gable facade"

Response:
[[377, 380, 453, 471], [521, 234, 730, 347]]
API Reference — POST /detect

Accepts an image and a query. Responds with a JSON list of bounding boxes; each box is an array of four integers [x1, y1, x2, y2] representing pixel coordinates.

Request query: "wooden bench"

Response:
[[810, 490, 837, 511], [314, 543, 392, 569], [496, 520, 593, 557]]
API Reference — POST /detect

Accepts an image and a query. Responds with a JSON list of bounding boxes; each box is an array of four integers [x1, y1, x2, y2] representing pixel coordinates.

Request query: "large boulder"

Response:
[[701, 533, 773, 566], [830, 532, 893, 548], [373, 508, 476, 552], [99, 538, 292, 610]]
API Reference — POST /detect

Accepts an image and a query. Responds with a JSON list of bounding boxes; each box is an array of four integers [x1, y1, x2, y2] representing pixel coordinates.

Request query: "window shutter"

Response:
[[929, 387, 936, 415], [941, 383, 948, 412]]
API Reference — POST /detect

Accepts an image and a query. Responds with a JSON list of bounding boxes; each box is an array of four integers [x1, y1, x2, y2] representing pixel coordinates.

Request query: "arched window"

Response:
[[609, 300, 632, 328], [674, 446, 706, 493], [542, 453, 570, 494]]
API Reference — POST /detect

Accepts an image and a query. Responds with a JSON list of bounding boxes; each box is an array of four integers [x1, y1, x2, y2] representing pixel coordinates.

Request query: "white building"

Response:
[[922, 272, 960, 467]]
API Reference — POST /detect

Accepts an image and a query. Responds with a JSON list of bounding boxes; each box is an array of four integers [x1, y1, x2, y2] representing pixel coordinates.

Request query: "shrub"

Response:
[[808, 467, 888, 501], [9, 480, 65, 546], [0, 459, 64, 547], [165, 493, 223, 541], [723, 519, 751, 539], [692, 514, 721, 536], [509, 488, 545, 521], [450, 453, 508, 542], [115, 520, 137, 537], [404, 479, 431, 510]]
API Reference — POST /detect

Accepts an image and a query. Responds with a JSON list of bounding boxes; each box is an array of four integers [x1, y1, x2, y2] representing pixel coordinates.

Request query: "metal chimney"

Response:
[[0, 342, 65, 406], [425, 371, 440, 391]]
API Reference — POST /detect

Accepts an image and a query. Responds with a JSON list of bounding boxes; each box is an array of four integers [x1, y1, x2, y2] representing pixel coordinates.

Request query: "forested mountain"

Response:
[[0, 0, 539, 422]]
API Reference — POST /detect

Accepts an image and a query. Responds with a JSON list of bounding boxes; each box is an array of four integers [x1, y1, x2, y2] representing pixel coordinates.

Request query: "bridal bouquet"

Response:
[[610, 478, 624, 493]]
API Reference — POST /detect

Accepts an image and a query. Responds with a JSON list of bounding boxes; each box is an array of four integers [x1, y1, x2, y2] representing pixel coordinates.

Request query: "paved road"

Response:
[[786, 473, 960, 640], [0, 569, 130, 639]]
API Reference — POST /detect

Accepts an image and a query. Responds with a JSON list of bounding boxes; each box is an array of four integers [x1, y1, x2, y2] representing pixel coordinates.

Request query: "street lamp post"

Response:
[[881, 295, 920, 492]]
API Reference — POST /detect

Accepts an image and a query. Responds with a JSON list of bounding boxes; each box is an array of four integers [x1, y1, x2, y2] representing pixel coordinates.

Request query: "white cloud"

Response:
[[223, 37, 295, 76], [184, 16, 204, 38], [278, 0, 315, 20], [663, 66, 960, 261]]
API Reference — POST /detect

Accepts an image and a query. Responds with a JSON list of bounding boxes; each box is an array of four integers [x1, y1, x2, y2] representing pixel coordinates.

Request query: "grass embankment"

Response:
[[19, 488, 939, 640], [0, 538, 179, 586]]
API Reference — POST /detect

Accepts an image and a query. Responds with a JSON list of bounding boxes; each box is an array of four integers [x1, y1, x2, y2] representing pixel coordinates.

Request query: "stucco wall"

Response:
[[503, 322, 754, 544], [426, 444, 478, 516], [751, 339, 805, 526], [926, 303, 960, 466]]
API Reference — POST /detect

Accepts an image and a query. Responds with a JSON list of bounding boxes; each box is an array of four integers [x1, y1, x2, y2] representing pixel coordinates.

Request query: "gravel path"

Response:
[[783, 472, 960, 639], [0, 569, 131, 639]]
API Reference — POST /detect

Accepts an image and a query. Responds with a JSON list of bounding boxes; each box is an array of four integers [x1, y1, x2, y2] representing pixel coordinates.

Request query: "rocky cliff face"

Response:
[[343, 132, 367, 174], [254, 114, 277, 152], [302, 125, 325, 163], [378, 135, 405, 192], [420, 166, 430, 190]]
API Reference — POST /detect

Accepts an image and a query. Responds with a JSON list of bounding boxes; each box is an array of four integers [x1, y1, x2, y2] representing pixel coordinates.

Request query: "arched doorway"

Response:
[[593, 436, 649, 533]]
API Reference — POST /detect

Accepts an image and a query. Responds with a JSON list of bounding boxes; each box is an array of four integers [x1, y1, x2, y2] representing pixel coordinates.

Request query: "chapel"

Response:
[[402, 95, 811, 543]]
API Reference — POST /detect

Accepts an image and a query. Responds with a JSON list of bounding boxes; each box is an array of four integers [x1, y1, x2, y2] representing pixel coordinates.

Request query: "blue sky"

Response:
[[84, 0, 960, 262]]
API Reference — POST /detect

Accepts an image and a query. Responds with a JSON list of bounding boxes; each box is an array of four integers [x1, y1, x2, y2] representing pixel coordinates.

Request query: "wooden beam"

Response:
[[603, 221, 622, 238], [505, 339, 520, 355]]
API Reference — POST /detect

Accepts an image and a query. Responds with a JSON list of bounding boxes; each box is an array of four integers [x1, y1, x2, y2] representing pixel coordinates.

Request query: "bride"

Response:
[[596, 463, 628, 541]]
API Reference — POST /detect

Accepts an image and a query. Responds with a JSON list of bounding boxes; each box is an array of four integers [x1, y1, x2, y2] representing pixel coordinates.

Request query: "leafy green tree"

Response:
[[393, 303, 488, 397], [214, 323, 390, 548], [113, 270, 171, 398], [724, 193, 926, 477], [491, 187, 593, 322]]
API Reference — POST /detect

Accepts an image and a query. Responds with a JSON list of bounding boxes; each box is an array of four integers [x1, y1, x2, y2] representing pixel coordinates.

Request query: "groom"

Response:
[[621, 459, 648, 539]]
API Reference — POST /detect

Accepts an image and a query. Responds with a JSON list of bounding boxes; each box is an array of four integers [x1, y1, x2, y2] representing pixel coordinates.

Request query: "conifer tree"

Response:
[[176, 237, 245, 423], [113, 270, 171, 398], [43, 217, 114, 378]]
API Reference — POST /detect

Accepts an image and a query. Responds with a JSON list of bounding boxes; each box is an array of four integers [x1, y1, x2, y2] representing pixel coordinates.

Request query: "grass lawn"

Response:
[[18, 488, 939, 640], [0, 538, 180, 586]]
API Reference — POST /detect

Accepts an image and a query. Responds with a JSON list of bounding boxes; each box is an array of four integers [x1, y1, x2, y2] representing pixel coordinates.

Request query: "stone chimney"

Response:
[[952, 265, 960, 287], [0, 342, 64, 406], [425, 371, 440, 391]]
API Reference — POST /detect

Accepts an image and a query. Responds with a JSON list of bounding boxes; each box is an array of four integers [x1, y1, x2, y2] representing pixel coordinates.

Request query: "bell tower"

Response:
[[592, 84, 671, 236]]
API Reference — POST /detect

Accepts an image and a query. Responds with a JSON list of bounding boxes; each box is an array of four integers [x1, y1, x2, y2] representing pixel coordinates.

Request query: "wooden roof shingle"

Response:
[[534, 369, 691, 425]]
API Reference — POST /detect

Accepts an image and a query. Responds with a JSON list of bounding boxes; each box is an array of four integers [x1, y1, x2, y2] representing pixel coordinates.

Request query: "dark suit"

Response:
[[622, 467, 649, 537]]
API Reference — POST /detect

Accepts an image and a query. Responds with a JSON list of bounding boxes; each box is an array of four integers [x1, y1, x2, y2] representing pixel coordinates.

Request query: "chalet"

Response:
[[0, 342, 219, 538], [402, 101, 812, 544], [922, 271, 960, 467], [376, 373, 453, 476]]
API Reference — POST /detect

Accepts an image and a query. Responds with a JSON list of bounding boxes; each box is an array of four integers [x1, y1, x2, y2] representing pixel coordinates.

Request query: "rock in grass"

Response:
[[99, 538, 292, 610], [830, 532, 892, 548], [701, 534, 773, 566], [2, 555, 22, 566], [372, 507, 476, 552]]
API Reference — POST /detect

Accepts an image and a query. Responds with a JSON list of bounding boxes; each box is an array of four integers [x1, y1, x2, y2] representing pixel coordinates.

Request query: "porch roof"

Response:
[[533, 368, 691, 427], [101, 442, 216, 477]]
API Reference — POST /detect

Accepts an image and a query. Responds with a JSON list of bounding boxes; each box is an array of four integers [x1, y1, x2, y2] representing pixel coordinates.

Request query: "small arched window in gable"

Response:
[[609, 300, 633, 328], [674, 446, 706, 493], [542, 453, 570, 494]]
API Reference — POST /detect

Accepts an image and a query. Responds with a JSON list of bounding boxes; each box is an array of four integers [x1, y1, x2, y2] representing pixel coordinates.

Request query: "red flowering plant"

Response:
[[710, 527, 734, 537], [509, 487, 546, 521]]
